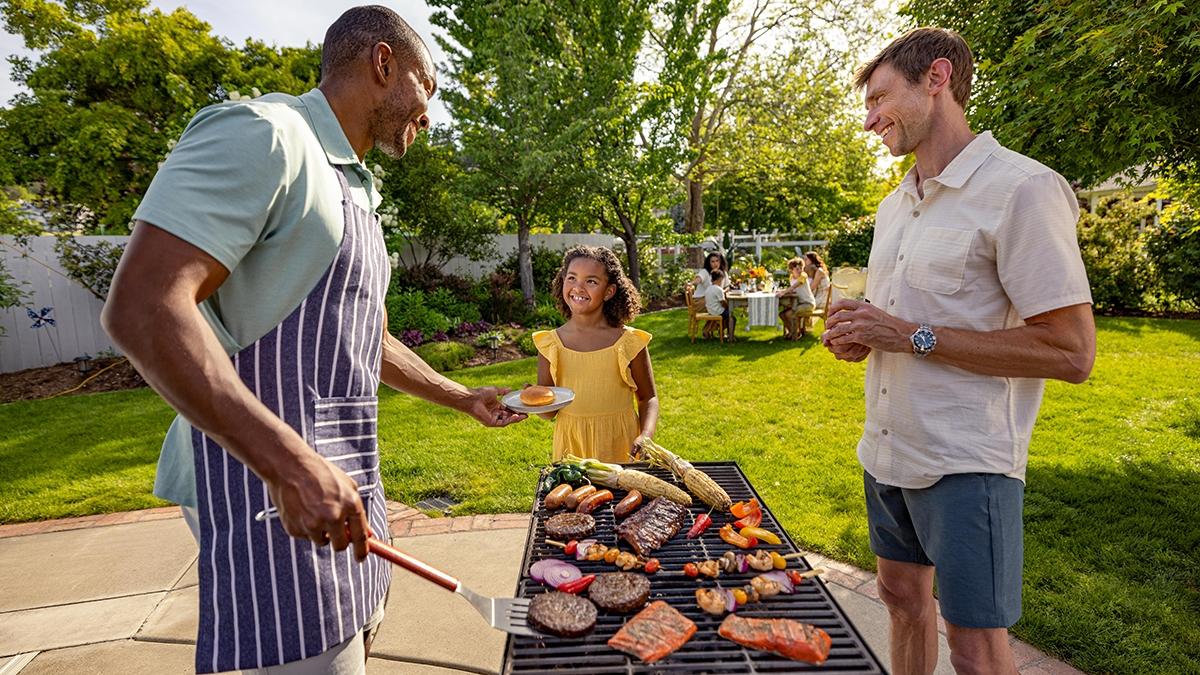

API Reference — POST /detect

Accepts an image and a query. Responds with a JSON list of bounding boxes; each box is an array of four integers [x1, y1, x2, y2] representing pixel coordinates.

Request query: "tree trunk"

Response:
[[619, 214, 640, 290], [684, 178, 706, 267], [516, 219, 535, 307]]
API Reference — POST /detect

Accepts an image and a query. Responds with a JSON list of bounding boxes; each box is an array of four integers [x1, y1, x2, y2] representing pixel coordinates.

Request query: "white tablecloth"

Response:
[[728, 292, 779, 330]]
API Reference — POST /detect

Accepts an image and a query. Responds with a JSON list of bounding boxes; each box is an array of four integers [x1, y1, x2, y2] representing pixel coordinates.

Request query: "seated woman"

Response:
[[689, 251, 729, 312], [802, 251, 830, 333], [776, 257, 817, 340]]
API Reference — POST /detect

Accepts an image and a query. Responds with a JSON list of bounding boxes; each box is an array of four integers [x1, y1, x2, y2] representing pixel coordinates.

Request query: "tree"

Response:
[[1, 0, 320, 232], [429, 0, 594, 306], [903, 0, 1200, 190], [648, 0, 884, 238], [370, 127, 500, 272], [706, 52, 882, 233]]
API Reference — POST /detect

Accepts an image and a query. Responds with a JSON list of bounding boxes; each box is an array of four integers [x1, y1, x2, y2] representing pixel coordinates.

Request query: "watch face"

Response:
[[914, 330, 935, 351]]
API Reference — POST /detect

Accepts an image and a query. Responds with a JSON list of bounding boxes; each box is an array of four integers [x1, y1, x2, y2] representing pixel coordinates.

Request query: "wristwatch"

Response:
[[911, 323, 936, 358]]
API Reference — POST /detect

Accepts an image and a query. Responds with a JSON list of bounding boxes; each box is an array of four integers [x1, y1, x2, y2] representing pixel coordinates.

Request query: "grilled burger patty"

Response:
[[527, 591, 598, 638], [588, 572, 651, 614], [544, 512, 596, 541]]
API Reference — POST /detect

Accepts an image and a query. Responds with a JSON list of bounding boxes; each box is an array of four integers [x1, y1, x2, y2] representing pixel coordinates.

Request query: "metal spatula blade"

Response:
[[368, 538, 543, 638]]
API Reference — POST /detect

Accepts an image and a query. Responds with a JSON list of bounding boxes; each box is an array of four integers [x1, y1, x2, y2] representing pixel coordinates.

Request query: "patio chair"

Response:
[[685, 283, 725, 343]]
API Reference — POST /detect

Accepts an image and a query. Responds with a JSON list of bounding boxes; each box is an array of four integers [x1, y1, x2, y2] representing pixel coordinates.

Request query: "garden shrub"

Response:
[[637, 255, 692, 307], [496, 245, 563, 292], [425, 287, 482, 324], [516, 331, 538, 356], [1144, 204, 1200, 308], [390, 262, 475, 302], [412, 341, 475, 372], [825, 215, 874, 267], [481, 271, 526, 324], [525, 301, 563, 328], [385, 290, 452, 338], [1076, 195, 1155, 312]]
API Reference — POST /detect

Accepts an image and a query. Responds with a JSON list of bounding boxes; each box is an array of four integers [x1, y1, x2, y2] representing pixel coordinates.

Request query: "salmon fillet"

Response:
[[718, 614, 832, 664], [607, 600, 697, 663]]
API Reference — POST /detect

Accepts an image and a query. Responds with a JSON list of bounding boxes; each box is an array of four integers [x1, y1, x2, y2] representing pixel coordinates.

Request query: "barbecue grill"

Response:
[[504, 461, 886, 673]]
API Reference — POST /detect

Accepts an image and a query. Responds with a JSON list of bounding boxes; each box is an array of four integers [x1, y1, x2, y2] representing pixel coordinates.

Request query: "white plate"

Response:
[[501, 386, 576, 414]]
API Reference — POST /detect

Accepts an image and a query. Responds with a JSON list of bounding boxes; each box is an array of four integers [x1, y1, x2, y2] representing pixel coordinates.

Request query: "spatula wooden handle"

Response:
[[368, 537, 459, 592]]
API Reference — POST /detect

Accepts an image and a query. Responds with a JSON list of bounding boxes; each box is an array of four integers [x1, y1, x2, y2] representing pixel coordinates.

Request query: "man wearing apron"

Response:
[[102, 7, 525, 673]]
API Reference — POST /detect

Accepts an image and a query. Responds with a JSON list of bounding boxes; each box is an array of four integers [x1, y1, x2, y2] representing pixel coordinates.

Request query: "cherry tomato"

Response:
[[683, 562, 699, 577], [564, 540, 578, 555]]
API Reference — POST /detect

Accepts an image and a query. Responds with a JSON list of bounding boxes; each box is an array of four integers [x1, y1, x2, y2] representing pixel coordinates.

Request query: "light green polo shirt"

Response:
[[133, 88, 381, 507]]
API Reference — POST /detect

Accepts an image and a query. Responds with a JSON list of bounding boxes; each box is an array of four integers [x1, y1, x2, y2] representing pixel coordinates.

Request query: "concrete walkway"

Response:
[[0, 506, 1083, 674]]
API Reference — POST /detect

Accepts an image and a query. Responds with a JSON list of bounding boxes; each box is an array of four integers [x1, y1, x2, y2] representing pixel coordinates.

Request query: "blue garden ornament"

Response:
[[28, 306, 55, 329]]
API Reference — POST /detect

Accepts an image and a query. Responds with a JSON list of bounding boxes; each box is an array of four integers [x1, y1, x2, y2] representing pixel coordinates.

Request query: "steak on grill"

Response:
[[527, 591, 597, 638], [607, 600, 697, 663], [613, 497, 689, 557], [544, 512, 595, 541], [588, 572, 651, 613]]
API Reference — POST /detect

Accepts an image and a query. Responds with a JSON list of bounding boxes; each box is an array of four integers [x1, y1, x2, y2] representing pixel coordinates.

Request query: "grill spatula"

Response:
[[254, 502, 540, 637], [367, 536, 542, 638]]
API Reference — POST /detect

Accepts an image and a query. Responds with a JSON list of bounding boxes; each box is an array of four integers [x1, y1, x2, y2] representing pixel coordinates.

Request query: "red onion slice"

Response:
[[541, 560, 583, 589]]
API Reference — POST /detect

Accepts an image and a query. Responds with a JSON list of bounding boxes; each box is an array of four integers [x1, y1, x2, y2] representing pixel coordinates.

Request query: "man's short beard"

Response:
[[368, 93, 415, 159]]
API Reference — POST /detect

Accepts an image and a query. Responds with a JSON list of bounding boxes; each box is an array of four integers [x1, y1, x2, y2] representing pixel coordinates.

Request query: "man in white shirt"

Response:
[[821, 28, 1095, 674]]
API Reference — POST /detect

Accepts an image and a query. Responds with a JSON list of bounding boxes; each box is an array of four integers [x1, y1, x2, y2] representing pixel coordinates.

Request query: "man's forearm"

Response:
[[379, 333, 473, 410], [925, 319, 1094, 383]]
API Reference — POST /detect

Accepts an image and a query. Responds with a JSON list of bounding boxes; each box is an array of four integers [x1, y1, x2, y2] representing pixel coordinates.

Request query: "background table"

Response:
[[727, 291, 779, 331]]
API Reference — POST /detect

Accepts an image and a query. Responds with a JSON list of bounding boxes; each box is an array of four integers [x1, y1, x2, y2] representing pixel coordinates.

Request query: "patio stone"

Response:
[[0, 517, 195, 612], [136, 585, 198, 644], [370, 527, 526, 674], [827, 582, 956, 675], [0, 592, 165, 656], [368, 658, 491, 674], [18, 639, 193, 674]]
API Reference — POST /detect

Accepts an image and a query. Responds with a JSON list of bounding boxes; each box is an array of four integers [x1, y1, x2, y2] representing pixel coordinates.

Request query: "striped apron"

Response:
[[192, 165, 391, 673]]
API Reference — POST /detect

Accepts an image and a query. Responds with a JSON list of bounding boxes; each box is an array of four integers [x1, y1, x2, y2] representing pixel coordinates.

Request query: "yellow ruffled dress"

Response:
[[532, 327, 653, 463]]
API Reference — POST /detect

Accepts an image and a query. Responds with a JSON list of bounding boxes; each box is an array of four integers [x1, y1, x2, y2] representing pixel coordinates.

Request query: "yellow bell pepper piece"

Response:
[[739, 526, 781, 546]]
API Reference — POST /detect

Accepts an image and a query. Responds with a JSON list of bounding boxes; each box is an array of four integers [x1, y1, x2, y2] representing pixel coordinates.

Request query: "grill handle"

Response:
[[368, 537, 459, 592]]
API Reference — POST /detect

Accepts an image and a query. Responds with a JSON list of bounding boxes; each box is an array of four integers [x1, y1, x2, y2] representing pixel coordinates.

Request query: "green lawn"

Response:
[[1, 311, 1197, 673]]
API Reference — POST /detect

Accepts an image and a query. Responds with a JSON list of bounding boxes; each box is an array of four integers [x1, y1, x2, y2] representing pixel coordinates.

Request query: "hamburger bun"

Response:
[[520, 385, 556, 406]]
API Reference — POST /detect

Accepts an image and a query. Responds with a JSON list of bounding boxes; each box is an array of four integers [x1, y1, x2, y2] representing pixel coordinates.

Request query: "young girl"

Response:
[[533, 246, 658, 463], [777, 257, 817, 339]]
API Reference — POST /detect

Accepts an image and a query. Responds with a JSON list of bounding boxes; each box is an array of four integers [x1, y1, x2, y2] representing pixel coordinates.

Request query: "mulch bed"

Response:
[[0, 357, 145, 404]]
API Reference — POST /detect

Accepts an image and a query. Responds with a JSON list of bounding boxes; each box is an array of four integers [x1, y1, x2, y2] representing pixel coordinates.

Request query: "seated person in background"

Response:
[[704, 269, 736, 341], [689, 251, 730, 312], [777, 257, 817, 340]]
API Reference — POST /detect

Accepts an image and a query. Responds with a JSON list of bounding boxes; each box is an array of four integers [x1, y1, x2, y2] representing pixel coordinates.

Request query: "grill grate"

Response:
[[503, 462, 886, 674]]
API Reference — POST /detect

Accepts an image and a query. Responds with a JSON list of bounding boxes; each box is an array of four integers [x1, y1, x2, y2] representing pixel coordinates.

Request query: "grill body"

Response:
[[504, 462, 886, 673]]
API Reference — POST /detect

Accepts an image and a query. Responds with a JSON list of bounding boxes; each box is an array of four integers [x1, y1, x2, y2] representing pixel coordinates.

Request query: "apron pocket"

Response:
[[311, 395, 380, 491]]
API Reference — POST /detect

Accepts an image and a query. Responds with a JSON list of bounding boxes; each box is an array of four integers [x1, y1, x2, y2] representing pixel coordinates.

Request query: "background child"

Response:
[[777, 257, 817, 339], [704, 269, 735, 341], [533, 246, 659, 462]]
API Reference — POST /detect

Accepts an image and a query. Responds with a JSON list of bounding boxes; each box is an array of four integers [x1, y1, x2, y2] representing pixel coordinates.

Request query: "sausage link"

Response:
[[612, 489, 643, 518], [543, 483, 574, 510], [576, 489, 614, 514], [564, 484, 597, 509]]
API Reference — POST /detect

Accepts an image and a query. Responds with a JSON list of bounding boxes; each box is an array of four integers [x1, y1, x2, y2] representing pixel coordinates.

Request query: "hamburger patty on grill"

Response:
[[588, 572, 651, 614], [545, 512, 596, 540], [527, 591, 597, 638]]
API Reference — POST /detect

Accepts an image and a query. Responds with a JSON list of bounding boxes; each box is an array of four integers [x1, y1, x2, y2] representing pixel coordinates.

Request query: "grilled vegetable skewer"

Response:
[[546, 539, 662, 574]]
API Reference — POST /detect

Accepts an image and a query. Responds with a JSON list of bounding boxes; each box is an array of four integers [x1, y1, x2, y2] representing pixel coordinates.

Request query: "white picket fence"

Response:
[[0, 236, 125, 374]]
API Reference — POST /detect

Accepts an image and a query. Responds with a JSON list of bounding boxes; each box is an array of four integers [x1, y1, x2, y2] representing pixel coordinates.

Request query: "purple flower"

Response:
[[400, 329, 423, 347], [432, 331, 449, 342]]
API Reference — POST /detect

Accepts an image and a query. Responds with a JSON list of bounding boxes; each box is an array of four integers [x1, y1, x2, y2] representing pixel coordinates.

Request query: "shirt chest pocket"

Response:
[[905, 227, 974, 295]]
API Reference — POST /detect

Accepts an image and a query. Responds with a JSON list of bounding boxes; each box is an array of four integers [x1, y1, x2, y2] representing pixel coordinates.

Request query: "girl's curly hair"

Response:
[[552, 245, 641, 327]]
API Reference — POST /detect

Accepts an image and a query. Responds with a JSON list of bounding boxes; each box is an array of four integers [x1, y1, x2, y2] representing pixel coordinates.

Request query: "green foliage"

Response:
[[634, 248, 693, 306], [825, 216, 875, 267], [516, 330, 537, 356], [524, 301, 563, 329], [496, 245, 562, 295], [423, 287, 482, 325], [1144, 205, 1200, 308], [1076, 195, 1156, 312], [411, 340, 475, 372], [53, 236, 124, 300], [373, 127, 500, 271], [903, 0, 1200, 188], [1, 0, 319, 232], [385, 290, 451, 339]]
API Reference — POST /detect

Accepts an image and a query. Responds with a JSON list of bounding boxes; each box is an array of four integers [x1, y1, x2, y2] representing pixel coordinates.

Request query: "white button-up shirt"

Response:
[[859, 132, 1092, 489]]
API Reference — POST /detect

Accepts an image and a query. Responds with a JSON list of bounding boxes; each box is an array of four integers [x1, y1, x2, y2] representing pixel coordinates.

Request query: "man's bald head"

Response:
[[320, 5, 433, 83]]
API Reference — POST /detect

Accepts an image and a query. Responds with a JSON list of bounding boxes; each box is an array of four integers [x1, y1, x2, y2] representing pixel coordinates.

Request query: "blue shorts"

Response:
[[863, 470, 1024, 628]]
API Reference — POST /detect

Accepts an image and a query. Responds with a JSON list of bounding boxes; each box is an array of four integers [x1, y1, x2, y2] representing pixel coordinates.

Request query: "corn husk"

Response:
[[561, 455, 692, 506], [636, 440, 732, 511]]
